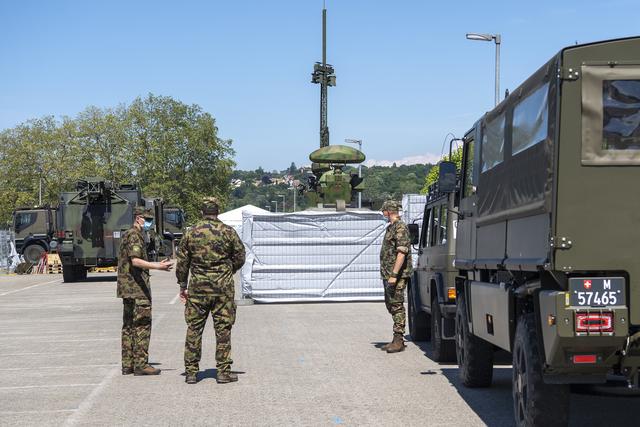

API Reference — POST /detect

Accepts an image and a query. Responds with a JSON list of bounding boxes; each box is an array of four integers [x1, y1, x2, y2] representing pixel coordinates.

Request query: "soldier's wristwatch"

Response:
[[390, 272, 398, 278]]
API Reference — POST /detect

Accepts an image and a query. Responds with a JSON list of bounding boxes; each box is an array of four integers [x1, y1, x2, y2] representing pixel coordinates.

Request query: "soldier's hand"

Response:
[[179, 288, 188, 304], [388, 276, 397, 285], [158, 259, 174, 271]]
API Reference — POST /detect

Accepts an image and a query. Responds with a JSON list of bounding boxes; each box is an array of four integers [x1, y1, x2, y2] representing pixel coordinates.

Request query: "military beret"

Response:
[[381, 200, 402, 212], [133, 206, 154, 219]]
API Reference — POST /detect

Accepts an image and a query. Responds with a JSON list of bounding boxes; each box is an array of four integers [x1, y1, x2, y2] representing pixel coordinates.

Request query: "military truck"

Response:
[[12, 206, 57, 264], [407, 183, 457, 362], [427, 37, 640, 426], [162, 206, 185, 255], [55, 179, 164, 282]]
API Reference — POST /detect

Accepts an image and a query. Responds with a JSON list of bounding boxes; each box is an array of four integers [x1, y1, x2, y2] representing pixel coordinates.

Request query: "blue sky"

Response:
[[1, 0, 638, 170]]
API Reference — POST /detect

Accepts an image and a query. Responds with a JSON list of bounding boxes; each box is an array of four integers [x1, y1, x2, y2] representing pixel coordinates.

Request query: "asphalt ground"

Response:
[[0, 272, 638, 427]]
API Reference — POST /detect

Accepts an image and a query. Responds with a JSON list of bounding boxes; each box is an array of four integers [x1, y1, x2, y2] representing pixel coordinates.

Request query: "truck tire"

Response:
[[23, 244, 45, 264], [431, 298, 456, 362], [62, 265, 76, 283], [76, 266, 88, 281], [408, 281, 430, 341], [455, 293, 493, 387], [512, 313, 569, 427]]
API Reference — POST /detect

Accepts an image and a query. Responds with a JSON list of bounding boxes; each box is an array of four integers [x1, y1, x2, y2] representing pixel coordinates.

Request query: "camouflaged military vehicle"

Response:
[[161, 206, 185, 256], [426, 37, 640, 426], [55, 179, 163, 282], [12, 206, 57, 264], [307, 145, 365, 210]]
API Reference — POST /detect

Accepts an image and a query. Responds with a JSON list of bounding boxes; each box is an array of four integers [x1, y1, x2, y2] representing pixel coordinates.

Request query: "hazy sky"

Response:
[[1, 0, 638, 170]]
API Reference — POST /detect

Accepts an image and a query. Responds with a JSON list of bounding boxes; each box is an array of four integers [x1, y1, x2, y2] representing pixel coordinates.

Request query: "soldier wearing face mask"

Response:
[[117, 206, 173, 376]]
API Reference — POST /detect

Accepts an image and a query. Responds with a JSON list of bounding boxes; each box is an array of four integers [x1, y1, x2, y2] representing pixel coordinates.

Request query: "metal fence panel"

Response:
[[241, 211, 386, 302]]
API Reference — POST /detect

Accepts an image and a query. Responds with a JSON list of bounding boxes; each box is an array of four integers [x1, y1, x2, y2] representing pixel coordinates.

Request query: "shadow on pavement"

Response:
[[439, 362, 640, 426], [81, 275, 117, 283]]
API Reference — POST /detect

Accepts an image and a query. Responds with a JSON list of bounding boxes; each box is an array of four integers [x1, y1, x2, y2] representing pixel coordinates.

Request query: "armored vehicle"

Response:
[[307, 145, 365, 210], [12, 206, 57, 264], [55, 179, 163, 282], [161, 206, 185, 257], [407, 182, 457, 362], [431, 37, 640, 426]]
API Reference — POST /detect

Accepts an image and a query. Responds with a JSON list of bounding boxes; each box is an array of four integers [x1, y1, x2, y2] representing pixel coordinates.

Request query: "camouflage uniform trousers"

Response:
[[184, 295, 236, 376], [121, 298, 152, 370], [384, 278, 407, 335]]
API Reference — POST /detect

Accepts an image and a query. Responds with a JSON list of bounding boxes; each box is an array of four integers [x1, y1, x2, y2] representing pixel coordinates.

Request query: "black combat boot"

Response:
[[185, 373, 197, 384], [134, 365, 161, 376], [386, 334, 406, 353], [122, 367, 134, 375], [216, 371, 238, 383]]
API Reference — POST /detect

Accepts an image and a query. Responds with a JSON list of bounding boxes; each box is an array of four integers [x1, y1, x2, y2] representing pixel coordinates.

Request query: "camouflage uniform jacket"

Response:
[[380, 219, 413, 280], [117, 227, 151, 301], [176, 219, 246, 297]]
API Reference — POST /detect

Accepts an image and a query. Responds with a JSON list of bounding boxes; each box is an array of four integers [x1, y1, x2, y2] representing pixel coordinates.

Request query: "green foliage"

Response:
[[0, 94, 234, 226], [421, 147, 463, 194], [228, 163, 432, 211]]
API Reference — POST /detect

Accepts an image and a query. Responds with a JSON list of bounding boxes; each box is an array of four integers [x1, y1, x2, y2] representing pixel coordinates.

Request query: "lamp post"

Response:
[[278, 194, 286, 213], [345, 138, 363, 208], [466, 33, 501, 106], [271, 201, 278, 213], [290, 186, 297, 212]]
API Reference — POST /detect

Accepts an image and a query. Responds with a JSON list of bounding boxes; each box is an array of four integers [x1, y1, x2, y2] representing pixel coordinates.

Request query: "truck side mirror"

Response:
[[438, 161, 457, 193], [408, 223, 419, 245]]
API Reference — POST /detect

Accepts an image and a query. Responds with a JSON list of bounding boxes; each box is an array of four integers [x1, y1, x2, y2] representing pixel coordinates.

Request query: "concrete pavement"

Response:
[[0, 272, 637, 426]]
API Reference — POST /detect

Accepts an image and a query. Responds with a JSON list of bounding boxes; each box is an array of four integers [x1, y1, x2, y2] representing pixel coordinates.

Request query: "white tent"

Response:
[[219, 205, 270, 233]]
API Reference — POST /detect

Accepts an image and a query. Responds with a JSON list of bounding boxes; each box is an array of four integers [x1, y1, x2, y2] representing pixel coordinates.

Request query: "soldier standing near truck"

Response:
[[380, 200, 412, 353], [176, 198, 245, 384], [117, 206, 173, 376]]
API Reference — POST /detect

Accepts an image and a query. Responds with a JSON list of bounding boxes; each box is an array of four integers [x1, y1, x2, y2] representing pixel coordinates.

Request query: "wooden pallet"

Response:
[[47, 265, 63, 274], [92, 267, 117, 273]]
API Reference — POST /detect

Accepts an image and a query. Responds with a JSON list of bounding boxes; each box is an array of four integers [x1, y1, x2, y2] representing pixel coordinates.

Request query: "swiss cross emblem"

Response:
[[583, 280, 592, 290]]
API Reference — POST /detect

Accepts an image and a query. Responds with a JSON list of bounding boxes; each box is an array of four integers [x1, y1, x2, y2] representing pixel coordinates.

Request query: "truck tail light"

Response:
[[447, 288, 456, 300], [575, 312, 613, 333], [573, 354, 597, 364], [56, 231, 65, 239]]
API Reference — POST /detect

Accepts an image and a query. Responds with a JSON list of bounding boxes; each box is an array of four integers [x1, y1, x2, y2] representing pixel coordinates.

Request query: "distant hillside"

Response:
[[229, 162, 432, 211]]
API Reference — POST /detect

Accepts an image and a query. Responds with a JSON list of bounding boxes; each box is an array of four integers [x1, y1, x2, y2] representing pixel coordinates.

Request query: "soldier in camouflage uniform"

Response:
[[117, 206, 173, 376], [176, 198, 246, 384], [379, 200, 413, 353]]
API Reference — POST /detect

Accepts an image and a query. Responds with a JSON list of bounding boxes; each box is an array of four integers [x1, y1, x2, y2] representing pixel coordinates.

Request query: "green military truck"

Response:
[[55, 179, 164, 282], [12, 206, 57, 264], [162, 206, 185, 256], [429, 37, 640, 426], [407, 184, 457, 362]]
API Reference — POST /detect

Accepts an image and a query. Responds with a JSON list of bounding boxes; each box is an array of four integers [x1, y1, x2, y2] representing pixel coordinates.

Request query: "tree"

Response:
[[0, 94, 235, 226], [421, 146, 463, 193]]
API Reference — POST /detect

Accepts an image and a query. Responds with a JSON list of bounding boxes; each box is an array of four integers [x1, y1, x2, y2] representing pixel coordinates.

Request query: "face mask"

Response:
[[383, 214, 390, 223], [143, 220, 154, 231]]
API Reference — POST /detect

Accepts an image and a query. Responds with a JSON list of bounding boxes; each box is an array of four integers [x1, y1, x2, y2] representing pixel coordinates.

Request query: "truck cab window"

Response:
[[440, 205, 448, 245], [464, 139, 476, 198], [429, 207, 439, 247], [420, 208, 432, 248]]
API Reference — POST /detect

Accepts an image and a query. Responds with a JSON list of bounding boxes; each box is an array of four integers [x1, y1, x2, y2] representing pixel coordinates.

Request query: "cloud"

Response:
[[363, 153, 441, 167]]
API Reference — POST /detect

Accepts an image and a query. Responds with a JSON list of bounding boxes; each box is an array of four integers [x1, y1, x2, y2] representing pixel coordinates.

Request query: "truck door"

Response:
[[456, 133, 478, 267]]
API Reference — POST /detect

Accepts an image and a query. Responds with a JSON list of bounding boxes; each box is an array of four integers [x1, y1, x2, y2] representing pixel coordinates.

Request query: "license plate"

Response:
[[569, 277, 625, 307]]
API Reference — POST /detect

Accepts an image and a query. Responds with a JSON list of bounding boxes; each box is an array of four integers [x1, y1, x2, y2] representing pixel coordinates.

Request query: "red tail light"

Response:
[[573, 354, 597, 364], [575, 312, 613, 333], [56, 231, 65, 239]]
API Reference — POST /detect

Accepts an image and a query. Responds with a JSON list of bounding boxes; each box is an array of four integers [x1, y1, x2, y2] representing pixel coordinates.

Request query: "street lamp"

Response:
[[466, 32, 501, 106], [278, 195, 285, 213], [271, 201, 278, 213], [345, 138, 363, 208]]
